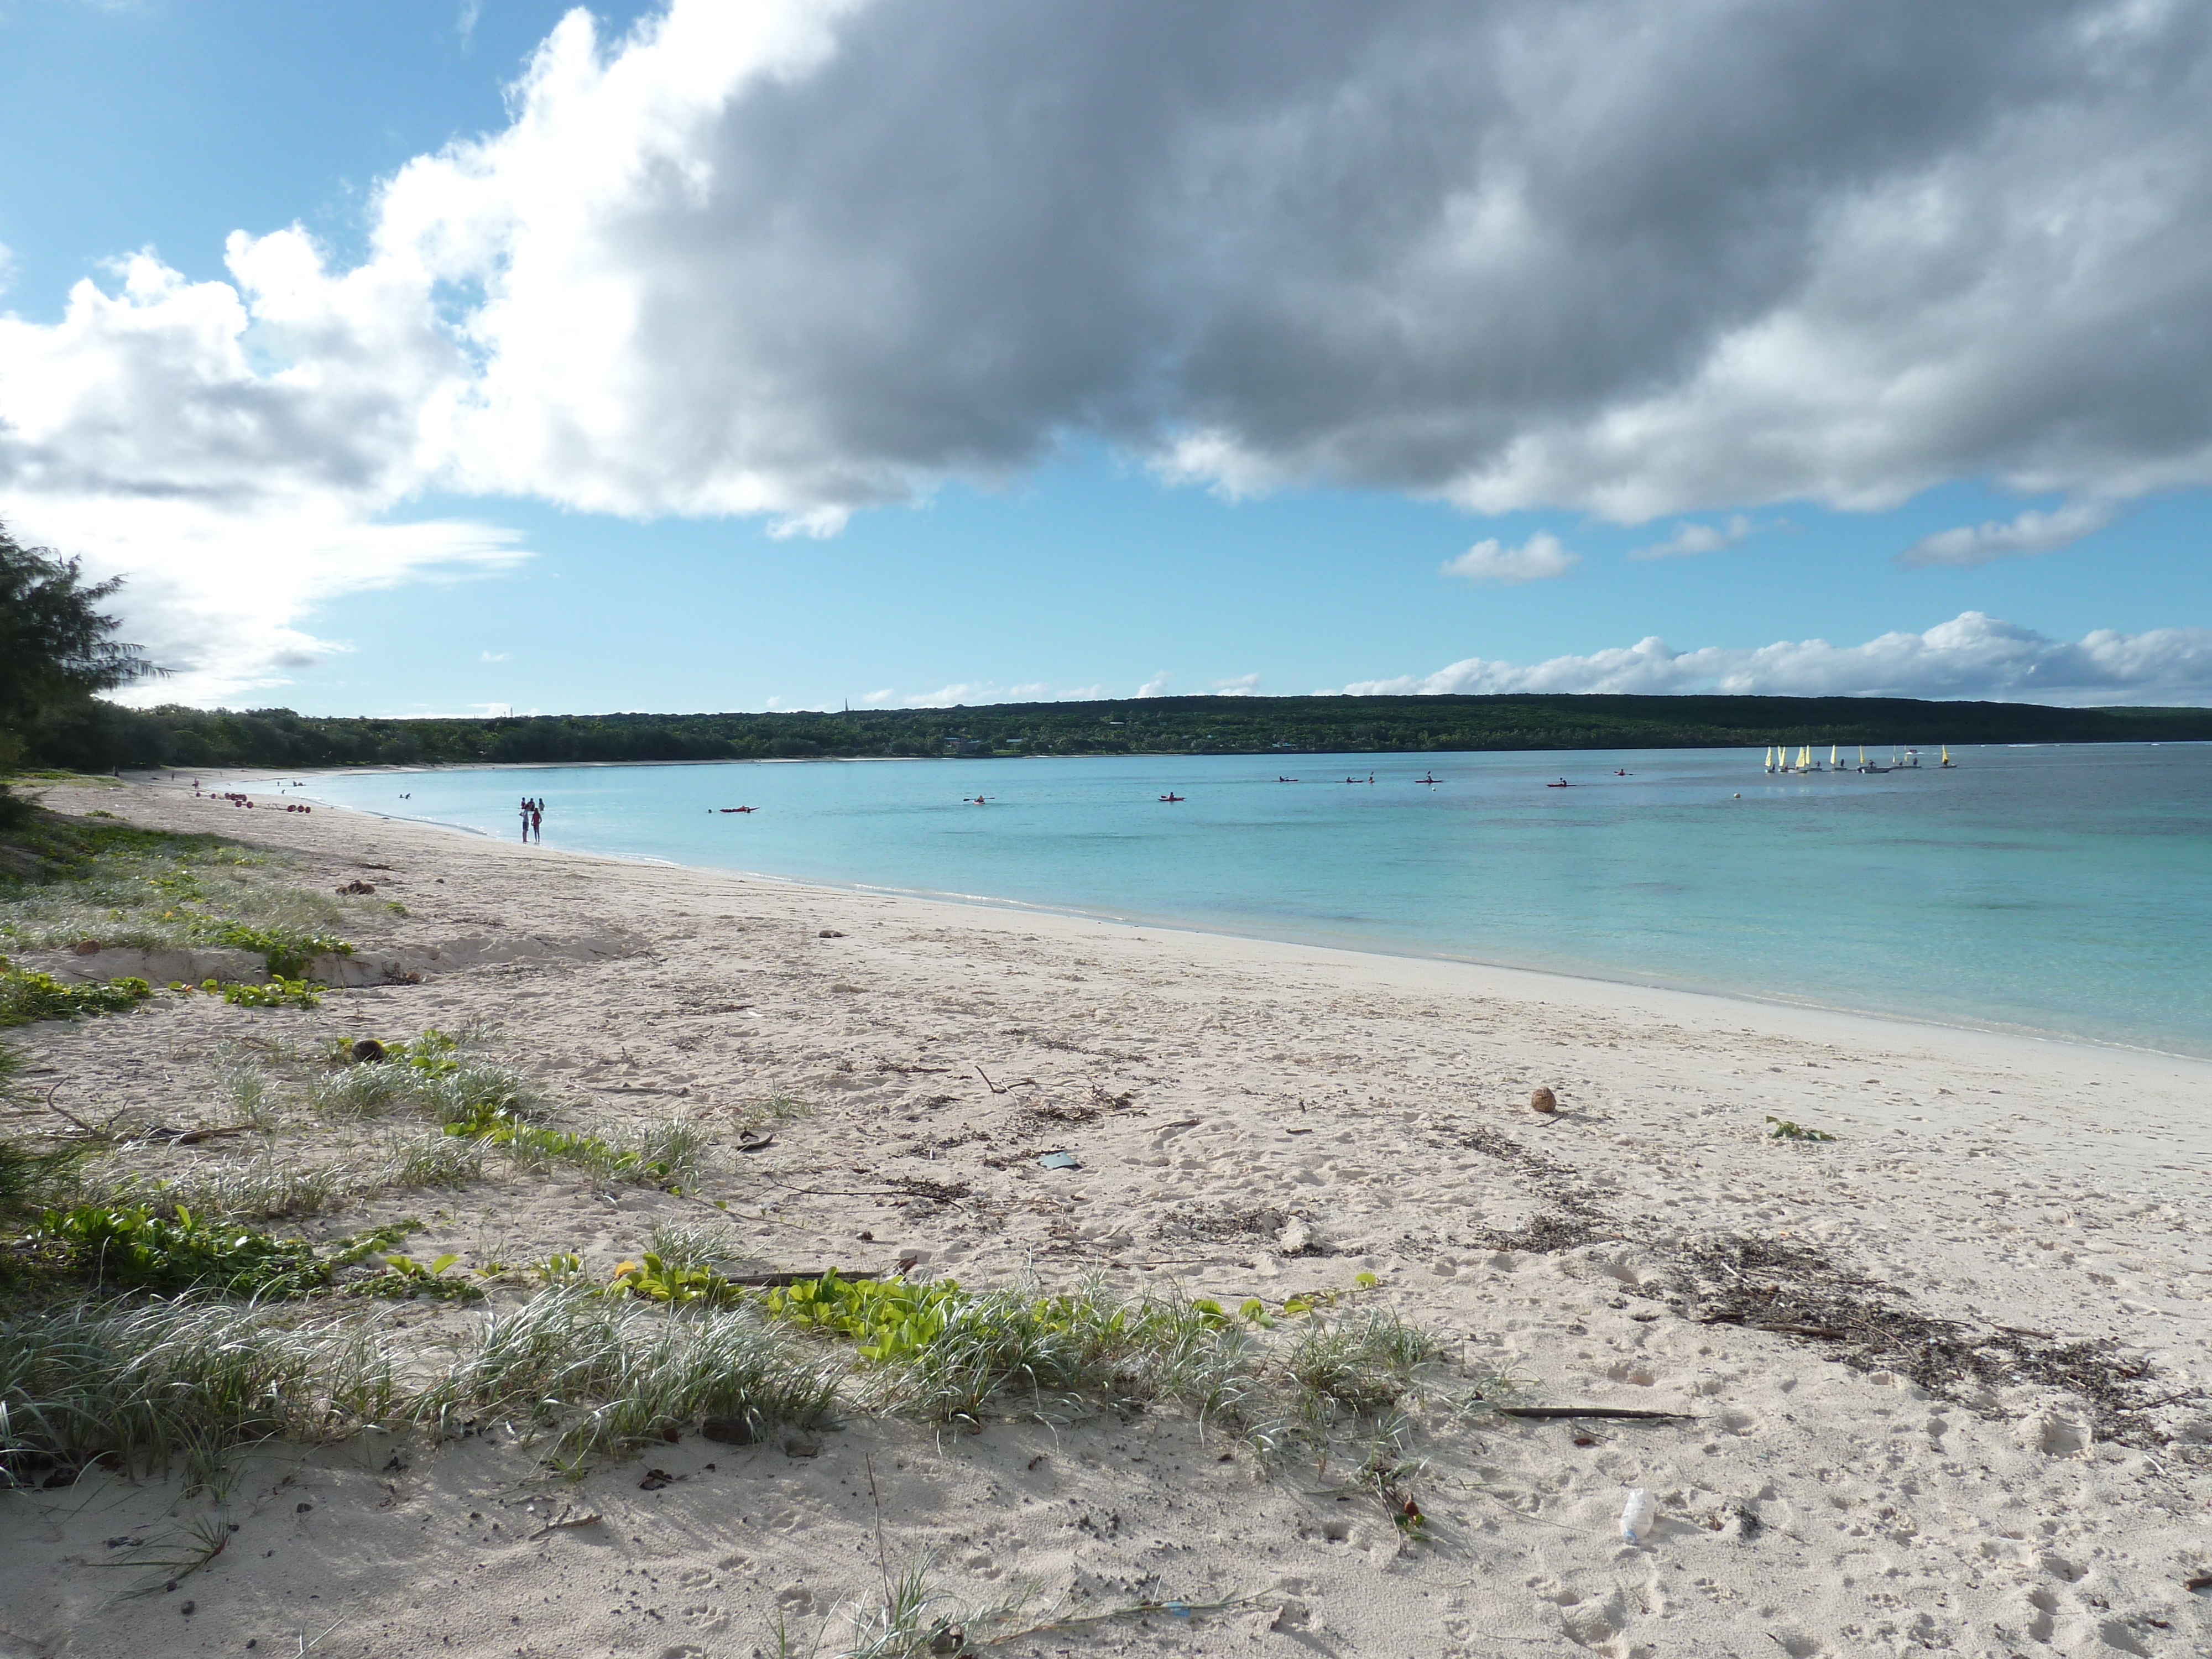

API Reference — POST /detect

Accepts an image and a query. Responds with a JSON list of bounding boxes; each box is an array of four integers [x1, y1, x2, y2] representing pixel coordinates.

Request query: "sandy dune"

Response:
[[3, 775, 2208, 1659]]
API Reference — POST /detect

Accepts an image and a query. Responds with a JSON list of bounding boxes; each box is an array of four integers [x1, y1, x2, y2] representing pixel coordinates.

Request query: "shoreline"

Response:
[[8, 775, 2208, 1658], [213, 764, 2212, 1070]]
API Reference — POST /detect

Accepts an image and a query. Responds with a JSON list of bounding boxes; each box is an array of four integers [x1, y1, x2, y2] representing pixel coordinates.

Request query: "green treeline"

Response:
[[29, 693, 2212, 771]]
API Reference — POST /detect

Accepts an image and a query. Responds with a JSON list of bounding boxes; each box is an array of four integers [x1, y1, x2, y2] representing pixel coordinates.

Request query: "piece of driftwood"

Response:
[[158, 1124, 265, 1146], [528, 1509, 602, 1540], [1491, 1406, 1694, 1422]]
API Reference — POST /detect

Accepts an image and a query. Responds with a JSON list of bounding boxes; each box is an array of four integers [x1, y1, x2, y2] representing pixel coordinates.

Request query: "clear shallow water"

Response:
[[269, 744, 2212, 1057]]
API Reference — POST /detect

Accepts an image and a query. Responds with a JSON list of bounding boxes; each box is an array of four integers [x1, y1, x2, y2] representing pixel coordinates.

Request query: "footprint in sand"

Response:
[[1553, 1586, 1630, 1652]]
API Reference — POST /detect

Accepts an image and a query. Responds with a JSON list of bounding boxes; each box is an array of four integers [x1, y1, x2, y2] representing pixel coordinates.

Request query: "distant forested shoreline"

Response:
[[19, 694, 2211, 772]]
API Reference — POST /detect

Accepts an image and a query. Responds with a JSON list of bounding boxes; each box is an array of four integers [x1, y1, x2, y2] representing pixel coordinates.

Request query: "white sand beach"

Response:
[[3, 775, 2209, 1659]]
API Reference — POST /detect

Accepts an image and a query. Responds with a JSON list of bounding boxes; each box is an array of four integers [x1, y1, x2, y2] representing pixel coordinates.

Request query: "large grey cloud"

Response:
[[4, 0, 2211, 697], [14, 0, 2212, 525], [477, 0, 2212, 521]]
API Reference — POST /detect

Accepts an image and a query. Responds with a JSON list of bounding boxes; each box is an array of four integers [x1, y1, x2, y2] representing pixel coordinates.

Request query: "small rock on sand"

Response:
[[1530, 1086, 1558, 1113], [351, 1038, 387, 1063]]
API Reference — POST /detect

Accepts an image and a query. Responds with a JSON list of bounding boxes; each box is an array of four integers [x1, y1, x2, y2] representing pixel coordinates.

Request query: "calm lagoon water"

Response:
[[273, 743, 2212, 1058]]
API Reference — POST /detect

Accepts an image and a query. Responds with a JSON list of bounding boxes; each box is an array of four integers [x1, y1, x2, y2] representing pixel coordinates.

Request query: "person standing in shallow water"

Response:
[[519, 798, 532, 842], [530, 801, 544, 843]]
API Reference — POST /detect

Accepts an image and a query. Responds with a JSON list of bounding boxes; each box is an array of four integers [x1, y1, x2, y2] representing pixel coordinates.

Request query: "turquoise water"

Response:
[[271, 744, 2212, 1057]]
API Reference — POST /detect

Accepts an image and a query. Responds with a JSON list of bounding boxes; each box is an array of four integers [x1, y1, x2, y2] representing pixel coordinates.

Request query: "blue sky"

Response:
[[2, 1, 2208, 713]]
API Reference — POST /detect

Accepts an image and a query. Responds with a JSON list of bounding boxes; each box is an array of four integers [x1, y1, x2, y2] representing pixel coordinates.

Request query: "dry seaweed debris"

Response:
[[1435, 1121, 2192, 1449], [1669, 1233, 2189, 1448], [1437, 1124, 1621, 1253], [1474, 1212, 1620, 1254], [1155, 1204, 1292, 1245]]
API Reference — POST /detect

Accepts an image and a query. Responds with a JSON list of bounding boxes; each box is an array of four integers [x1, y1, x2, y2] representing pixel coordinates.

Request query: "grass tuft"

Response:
[[421, 1285, 842, 1460], [308, 1063, 414, 1121], [377, 1131, 483, 1190], [615, 1116, 713, 1185], [832, 1551, 1042, 1659], [1280, 1307, 1439, 1436], [0, 1300, 401, 1486], [645, 1218, 742, 1273]]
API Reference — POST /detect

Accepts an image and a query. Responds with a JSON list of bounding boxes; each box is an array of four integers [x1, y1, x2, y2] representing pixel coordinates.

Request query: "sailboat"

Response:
[[1940, 744, 1955, 768], [1857, 744, 1887, 774], [1829, 744, 1840, 772], [1763, 745, 1776, 774]]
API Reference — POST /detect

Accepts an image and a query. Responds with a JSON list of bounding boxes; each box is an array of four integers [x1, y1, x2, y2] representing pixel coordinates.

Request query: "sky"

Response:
[[2, 0, 2209, 716]]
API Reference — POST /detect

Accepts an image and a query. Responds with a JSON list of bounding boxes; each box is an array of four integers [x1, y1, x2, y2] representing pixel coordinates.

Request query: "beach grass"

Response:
[[0, 813, 364, 972], [419, 1285, 844, 1462], [0, 1299, 403, 1485]]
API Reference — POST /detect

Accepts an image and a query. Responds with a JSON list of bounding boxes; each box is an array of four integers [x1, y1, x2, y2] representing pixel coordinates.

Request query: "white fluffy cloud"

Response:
[[1441, 532, 1579, 584], [6, 0, 2212, 691], [3, 495, 526, 707], [1896, 500, 2122, 568], [1340, 612, 2212, 706], [1629, 514, 1766, 561]]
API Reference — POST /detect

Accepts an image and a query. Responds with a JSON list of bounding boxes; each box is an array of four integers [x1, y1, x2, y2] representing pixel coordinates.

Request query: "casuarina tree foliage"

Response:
[[0, 523, 159, 814]]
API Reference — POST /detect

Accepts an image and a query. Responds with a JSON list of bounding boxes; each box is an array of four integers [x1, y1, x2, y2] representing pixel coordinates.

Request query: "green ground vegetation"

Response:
[[0, 807, 357, 975], [3, 1027, 1477, 1524], [19, 692, 2212, 771]]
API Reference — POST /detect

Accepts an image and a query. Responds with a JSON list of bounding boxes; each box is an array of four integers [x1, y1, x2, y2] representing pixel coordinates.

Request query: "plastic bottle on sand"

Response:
[[1619, 1489, 1657, 1544]]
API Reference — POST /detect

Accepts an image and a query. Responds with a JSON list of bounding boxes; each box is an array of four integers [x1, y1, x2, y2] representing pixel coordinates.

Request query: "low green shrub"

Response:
[[199, 922, 350, 979], [357, 1251, 482, 1302], [212, 975, 321, 1010], [0, 964, 152, 1028], [25, 1204, 330, 1298]]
